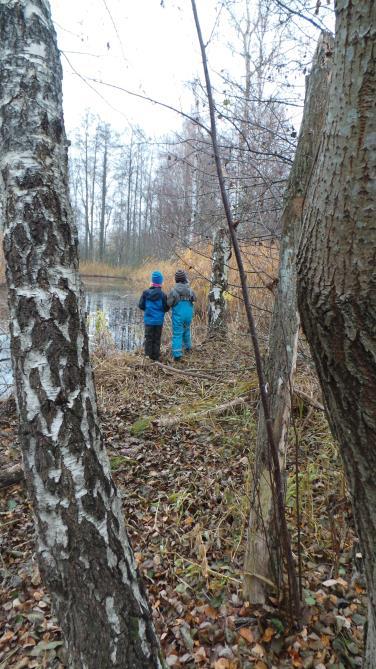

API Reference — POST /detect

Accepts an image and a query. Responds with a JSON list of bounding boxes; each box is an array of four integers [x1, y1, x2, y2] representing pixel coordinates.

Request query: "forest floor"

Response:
[[0, 333, 368, 669]]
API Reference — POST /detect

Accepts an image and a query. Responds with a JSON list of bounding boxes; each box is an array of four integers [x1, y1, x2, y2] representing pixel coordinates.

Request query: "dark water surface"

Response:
[[0, 278, 143, 397], [84, 278, 143, 351]]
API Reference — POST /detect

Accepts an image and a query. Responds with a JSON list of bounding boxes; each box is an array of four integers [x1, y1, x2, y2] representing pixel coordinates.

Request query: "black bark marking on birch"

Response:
[[0, 1, 163, 667]]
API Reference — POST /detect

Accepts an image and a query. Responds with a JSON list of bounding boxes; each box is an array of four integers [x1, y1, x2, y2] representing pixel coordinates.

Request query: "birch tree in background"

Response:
[[297, 1, 376, 664], [244, 32, 333, 604], [208, 228, 231, 335], [0, 1, 162, 667]]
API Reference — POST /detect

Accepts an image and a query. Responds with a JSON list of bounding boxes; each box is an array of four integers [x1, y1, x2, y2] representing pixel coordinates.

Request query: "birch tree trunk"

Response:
[[0, 2, 163, 668], [208, 228, 231, 335], [243, 33, 334, 603], [297, 2, 376, 665]]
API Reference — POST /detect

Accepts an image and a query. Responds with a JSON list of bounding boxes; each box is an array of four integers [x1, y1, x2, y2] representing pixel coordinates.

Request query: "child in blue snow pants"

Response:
[[167, 270, 197, 361]]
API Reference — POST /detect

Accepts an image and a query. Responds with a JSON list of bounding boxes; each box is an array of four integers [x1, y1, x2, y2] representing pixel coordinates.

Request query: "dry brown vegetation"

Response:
[[81, 241, 279, 339], [79, 260, 129, 279], [0, 242, 367, 668], [0, 330, 366, 668]]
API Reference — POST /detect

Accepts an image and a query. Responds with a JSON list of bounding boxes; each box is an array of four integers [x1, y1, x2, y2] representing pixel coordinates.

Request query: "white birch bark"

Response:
[[208, 228, 231, 335], [297, 1, 376, 664], [0, 2, 163, 667], [243, 33, 334, 603]]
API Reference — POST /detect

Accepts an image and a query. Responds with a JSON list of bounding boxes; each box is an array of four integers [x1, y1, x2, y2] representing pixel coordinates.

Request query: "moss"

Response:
[[110, 454, 136, 471], [130, 416, 153, 435]]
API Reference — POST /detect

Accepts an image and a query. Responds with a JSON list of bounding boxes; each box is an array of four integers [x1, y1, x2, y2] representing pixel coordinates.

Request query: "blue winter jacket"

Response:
[[138, 287, 169, 326]]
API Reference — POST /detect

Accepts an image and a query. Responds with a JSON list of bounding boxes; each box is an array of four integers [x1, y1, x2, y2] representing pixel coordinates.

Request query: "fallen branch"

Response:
[[0, 463, 24, 489], [177, 555, 241, 585], [152, 361, 218, 381], [294, 388, 325, 412], [81, 273, 127, 280], [158, 396, 247, 427]]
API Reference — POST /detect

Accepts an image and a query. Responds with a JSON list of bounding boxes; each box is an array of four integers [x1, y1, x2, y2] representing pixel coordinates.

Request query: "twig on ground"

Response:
[[0, 463, 24, 489], [152, 361, 219, 380], [158, 397, 247, 427], [294, 388, 325, 412]]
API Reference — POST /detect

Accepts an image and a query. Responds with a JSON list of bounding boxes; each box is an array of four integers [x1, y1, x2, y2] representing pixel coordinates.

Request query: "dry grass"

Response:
[[0, 235, 279, 335], [79, 260, 129, 279], [130, 243, 279, 338], [81, 242, 279, 343], [93, 335, 350, 582]]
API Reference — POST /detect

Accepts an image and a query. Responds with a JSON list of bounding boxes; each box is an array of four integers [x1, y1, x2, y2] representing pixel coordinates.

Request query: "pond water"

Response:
[[84, 279, 144, 351], [0, 278, 144, 397]]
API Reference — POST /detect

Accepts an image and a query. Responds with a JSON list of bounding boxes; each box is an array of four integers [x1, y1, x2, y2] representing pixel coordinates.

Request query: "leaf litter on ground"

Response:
[[0, 336, 367, 668]]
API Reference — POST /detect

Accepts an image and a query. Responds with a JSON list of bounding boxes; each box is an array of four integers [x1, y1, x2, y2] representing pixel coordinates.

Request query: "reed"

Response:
[[0, 238, 279, 335], [129, 243, 279, 337], [79, 260, 129, 279]]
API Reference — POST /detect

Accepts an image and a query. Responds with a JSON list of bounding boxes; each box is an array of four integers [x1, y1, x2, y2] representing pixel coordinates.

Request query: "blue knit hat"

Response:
[[151, 270, 163, 286]]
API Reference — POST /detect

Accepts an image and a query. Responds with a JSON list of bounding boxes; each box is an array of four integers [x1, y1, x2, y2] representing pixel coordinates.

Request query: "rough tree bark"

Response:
[[208, 228, 231, 335], [296, 1, 375, 665], [243, 33, 334, 604], [0, 2, 163, 668]]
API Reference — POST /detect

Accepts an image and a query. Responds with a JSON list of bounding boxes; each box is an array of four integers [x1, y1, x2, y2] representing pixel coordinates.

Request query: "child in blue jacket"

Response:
[[167, 269, 196, 361], [138, 271, 169, 361]]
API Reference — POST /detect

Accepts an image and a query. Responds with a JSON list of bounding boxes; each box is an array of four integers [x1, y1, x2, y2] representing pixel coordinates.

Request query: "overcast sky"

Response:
[[50, 0, 333, 139], [50, 0, 219, 137]]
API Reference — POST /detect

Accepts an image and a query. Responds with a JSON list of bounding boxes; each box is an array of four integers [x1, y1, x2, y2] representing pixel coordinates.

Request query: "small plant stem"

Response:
[[190, 0, 300, 620]]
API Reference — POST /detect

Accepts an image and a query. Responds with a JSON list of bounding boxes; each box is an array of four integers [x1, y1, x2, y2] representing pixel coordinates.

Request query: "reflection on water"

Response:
[[84, 281, 144, 351], [0, 279, 143, 397]]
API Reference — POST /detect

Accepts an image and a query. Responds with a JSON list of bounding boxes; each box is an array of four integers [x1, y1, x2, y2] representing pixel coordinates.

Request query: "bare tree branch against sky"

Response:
[[50, 0, 334, 137]]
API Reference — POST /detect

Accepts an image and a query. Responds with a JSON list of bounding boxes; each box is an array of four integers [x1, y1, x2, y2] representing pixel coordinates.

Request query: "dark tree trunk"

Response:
[[297, 1, 376, 665], [84, 126, 90, 261], [126, 136, 134, 263], [99, 126, 109, 263], [0, 2, 163, 668], [244, 32, 334, 604], [89, 131, 98, 262]]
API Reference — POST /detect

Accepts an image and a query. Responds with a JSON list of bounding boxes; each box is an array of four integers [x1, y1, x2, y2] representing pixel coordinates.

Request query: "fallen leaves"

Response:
[[193, 646, 207, 663], [261, 626, 275, 643], [213, 659, 232, 669], [0, 631, 14, 647], [0, 343, 368, 668], [238, 627, 254, 644]]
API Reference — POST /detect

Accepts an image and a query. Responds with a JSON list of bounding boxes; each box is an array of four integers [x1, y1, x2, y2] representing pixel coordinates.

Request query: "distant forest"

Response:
[[68, 1, 304, 265]]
